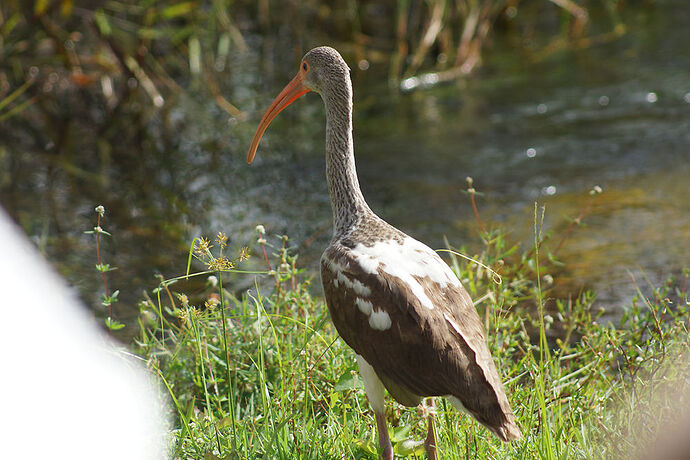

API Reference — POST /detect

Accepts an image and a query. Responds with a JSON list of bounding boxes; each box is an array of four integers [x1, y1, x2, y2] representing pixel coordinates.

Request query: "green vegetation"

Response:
[[119, 193, 688, 459]]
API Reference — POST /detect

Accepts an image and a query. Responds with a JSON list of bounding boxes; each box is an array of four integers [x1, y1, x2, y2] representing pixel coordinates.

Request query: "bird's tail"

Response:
[[493, 418, 522, 442]]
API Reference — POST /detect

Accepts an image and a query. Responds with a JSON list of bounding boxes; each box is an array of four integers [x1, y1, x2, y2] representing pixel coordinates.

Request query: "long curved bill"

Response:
[[247, 70, 311, 164]]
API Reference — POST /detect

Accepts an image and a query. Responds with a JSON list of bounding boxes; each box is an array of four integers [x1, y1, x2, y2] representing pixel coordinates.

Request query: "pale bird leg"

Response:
[[375, 412, 393, 460], [424, 399, 438, 460]]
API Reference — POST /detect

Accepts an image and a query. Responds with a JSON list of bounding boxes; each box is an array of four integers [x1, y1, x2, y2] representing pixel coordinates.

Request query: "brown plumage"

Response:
[[247, 46, 521, 459]]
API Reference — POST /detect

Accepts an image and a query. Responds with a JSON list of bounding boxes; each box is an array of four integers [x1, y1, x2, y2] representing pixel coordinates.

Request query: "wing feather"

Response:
[[321, 239, 520, 440]]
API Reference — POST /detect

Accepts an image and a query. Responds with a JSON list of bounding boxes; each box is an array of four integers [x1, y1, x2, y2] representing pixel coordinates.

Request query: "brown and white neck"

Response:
[[322, 77, 372, 237]]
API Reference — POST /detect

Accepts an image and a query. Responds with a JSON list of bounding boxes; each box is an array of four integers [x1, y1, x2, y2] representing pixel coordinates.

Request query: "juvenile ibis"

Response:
[[247, 46, 521, 459]]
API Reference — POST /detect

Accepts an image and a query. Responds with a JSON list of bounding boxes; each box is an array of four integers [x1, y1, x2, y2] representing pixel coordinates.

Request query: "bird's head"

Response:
[[246, 46, 350, 164]]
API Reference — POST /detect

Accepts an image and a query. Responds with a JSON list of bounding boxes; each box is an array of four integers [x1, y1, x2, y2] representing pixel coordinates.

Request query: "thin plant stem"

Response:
[[188, 306, 222, 453], [534, 202, 548, 362], [95, 212, 111, 318], [466, 177, 486, 234], [217, 271, 238, 453], [261, 243, 271, 270], [470, 192, 485, 234], [534, 202, 556, 456]]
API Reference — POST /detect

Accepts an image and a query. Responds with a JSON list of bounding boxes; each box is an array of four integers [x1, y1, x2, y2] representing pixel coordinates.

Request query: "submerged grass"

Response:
[[129, 189, 689, 459]]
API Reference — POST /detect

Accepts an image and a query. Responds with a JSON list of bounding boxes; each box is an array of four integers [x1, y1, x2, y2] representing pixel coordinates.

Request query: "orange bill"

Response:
[[246, 69, 311, 164]]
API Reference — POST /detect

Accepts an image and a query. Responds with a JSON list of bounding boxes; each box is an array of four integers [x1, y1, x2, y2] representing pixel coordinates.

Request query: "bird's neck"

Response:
[[323, 79, 371, 236]]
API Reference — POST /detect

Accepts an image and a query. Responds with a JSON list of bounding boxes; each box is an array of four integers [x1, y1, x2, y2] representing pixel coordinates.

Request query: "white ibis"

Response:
[[247, 46, 521, 459]]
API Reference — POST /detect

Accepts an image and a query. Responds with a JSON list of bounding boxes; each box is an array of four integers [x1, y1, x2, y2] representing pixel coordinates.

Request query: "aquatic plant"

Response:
[[84, 204, 124, 331]]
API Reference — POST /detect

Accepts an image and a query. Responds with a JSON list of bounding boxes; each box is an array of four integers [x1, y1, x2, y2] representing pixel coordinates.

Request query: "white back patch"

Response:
[[368, 309, 392, 331], [353, 252, 380, 275], [352, 237, 460, 310]]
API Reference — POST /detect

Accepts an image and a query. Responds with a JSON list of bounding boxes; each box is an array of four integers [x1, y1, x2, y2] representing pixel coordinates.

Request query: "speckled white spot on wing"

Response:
[[369, 309, 392, 330], [355, 298, 373, 315], [336, 271, 372, 297], [322, 254, 347, 272], [323, 253, 372, 296]]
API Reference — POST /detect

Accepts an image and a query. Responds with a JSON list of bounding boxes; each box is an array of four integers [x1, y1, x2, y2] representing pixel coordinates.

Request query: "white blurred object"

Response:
[[0, 208, 167, 459], [636, 353, 690, 460]]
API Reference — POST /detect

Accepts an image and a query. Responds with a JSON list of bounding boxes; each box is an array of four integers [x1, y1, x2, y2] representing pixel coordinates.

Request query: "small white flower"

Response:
[[255, 224, 266, 234], [207, 275, 218, 287]]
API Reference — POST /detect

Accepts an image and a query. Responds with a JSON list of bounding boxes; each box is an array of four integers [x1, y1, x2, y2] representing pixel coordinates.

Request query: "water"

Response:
[[242, 3, 690, 312], [1, 2, 688, 329]]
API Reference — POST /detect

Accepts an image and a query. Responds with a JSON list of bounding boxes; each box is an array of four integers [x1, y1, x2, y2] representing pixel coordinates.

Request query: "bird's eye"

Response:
[[302, 62, 308, 71]]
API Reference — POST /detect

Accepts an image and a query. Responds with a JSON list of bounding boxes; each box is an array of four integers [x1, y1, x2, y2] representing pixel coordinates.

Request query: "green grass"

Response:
[[129, 209, 690, 459]]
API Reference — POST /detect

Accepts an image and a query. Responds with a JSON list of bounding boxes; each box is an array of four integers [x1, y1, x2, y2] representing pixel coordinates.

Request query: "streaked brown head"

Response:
[[246, 46, 350, 164]]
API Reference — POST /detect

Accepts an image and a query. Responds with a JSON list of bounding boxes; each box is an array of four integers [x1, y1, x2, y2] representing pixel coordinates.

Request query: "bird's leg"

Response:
[[375, 411, 393, 460], [423, 399, 437, 460]]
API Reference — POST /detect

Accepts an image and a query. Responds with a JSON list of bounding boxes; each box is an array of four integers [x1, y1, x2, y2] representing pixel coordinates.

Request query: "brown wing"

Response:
[[321, 242, 520, 441]]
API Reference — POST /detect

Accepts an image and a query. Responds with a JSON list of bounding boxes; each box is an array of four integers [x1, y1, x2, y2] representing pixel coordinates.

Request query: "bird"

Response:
[[247, 46, 521, 459]]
